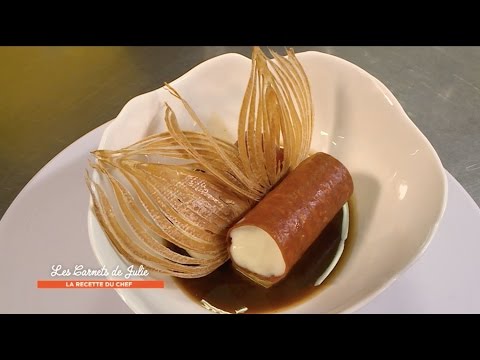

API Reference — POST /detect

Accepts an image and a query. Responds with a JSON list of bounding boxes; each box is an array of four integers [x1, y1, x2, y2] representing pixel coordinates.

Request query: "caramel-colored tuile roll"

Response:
[[227, 152, 353, 288]]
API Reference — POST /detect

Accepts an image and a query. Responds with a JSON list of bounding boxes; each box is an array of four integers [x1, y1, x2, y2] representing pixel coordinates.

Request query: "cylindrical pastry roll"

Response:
[[227, 152, 353, 288]]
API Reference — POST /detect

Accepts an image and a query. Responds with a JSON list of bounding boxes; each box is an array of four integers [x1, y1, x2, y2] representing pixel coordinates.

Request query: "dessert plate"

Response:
[[2, 50, 473, 313]]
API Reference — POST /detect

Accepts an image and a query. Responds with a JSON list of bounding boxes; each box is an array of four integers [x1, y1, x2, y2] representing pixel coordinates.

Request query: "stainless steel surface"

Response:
[[1, 46, 479, 218]]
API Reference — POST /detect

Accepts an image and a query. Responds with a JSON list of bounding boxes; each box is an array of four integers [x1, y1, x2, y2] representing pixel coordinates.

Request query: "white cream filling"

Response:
[[229, 226, 286, 277]]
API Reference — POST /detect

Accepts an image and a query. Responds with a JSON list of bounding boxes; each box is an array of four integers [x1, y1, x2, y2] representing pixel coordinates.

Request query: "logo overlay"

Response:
[[37, 264, 164, 289]]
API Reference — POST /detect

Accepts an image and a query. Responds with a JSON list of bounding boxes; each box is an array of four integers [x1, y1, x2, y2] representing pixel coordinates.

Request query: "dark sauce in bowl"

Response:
[[173, 200, 355, 314]]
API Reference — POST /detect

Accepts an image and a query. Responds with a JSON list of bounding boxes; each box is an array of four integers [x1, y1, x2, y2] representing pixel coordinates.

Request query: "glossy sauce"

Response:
[[173, 200, 355, 314]]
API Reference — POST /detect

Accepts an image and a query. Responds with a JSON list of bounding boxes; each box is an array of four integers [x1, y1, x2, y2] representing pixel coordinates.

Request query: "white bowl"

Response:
[[87, 51, 447, 314]]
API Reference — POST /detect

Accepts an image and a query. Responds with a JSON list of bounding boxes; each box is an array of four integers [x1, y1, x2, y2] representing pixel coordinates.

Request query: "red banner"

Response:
[[37, 280, 164, 289]]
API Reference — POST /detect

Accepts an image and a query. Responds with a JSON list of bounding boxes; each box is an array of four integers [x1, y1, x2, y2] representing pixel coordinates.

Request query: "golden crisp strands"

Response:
[[86, 47, 313, 278], [86, 154, 248, 278], [237, 47, 313, 190]]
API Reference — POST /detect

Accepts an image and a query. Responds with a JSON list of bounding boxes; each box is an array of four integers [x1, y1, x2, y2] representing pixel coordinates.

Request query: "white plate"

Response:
[[87, 52, 447, 313], [0, 123, 479, 313]]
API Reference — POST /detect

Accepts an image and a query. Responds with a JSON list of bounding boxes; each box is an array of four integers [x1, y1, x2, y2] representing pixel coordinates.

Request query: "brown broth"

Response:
[[173, 200, 355, 314]]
